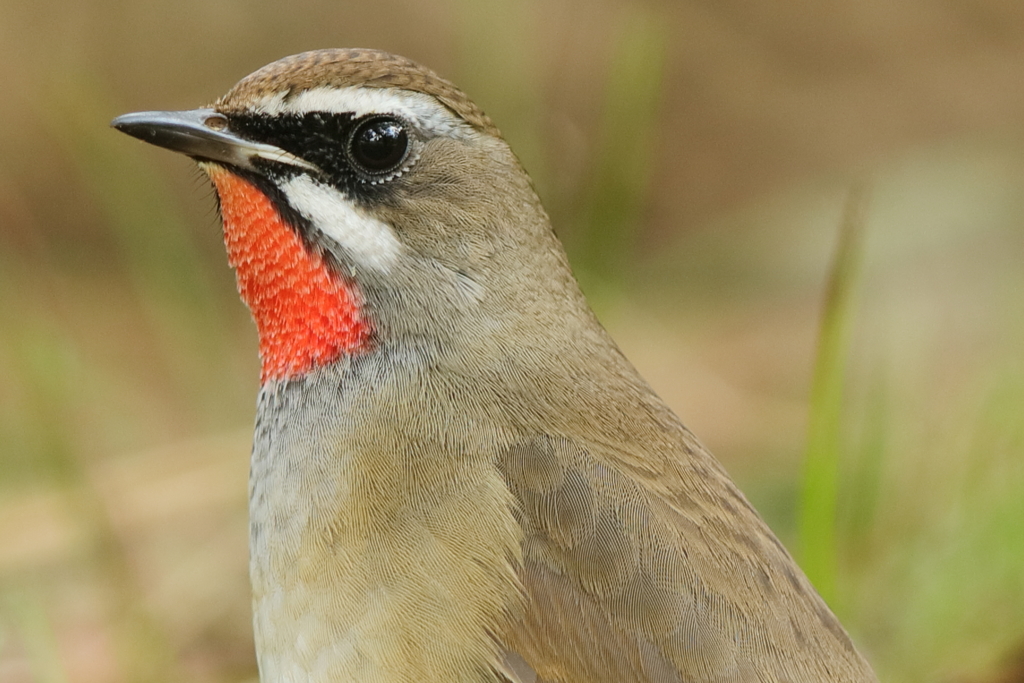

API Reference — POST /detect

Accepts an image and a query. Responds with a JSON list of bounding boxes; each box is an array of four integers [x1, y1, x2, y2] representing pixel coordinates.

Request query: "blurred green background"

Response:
[[1, 1, 1023, 682]]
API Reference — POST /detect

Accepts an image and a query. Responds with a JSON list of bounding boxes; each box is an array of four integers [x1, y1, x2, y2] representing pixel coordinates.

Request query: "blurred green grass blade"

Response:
[[843, 371, 888, 548], [798, 183, 870, 602], [574, 6, 668, 288], [886, 369, 1024, 677]]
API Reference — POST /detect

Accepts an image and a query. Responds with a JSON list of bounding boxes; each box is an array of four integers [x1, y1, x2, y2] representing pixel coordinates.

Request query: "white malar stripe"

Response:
[[252, 87, 476, 140], [279, 175, 401, 273]]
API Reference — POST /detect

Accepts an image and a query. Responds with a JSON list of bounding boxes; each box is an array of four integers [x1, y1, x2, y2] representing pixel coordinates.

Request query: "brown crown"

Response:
[[215, 48, 499, 137]]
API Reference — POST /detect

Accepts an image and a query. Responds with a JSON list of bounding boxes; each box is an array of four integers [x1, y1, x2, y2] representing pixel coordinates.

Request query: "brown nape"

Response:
[[214, 48, 500, 137]]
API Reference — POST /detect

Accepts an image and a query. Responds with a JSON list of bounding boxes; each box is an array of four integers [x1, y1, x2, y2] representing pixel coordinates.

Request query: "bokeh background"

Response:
[[2, 1, 1023, 682]]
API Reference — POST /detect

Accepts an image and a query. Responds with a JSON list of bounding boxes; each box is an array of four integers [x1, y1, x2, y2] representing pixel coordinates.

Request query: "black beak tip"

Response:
[[111, 113, 156, 141]]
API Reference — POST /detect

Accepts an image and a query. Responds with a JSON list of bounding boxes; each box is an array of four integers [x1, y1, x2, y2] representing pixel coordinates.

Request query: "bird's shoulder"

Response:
[[493, 429, 874, 683]]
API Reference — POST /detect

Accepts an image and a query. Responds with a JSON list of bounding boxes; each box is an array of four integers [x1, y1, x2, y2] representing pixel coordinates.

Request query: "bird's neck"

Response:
[[208, 168, 370, 383]]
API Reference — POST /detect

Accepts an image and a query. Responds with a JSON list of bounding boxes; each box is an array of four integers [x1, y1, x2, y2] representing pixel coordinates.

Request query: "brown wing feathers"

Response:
[[497, 434, 871, 682]]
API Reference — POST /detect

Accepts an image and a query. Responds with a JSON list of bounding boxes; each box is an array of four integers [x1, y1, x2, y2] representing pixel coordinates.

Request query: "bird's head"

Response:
[[114, 49, 577, 384]]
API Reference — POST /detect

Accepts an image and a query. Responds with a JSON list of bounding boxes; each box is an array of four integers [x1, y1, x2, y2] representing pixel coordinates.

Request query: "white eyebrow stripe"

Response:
[[251, 86, 477, 140], [277, 174, 402, 273]]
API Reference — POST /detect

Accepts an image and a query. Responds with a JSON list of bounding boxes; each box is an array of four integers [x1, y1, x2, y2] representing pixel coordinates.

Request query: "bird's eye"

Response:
[[348, 116, 410, 178]]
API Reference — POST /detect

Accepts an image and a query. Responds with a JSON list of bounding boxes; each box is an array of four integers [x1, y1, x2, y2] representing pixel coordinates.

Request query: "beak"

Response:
[[111, 108, 317, 172]]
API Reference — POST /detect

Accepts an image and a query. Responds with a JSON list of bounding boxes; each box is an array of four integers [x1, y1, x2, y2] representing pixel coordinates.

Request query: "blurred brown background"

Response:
[[1, 1, 1023, 682]]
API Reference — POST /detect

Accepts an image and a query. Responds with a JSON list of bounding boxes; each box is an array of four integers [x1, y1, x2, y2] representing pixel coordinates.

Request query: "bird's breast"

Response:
[[248, 369, 524, 683]]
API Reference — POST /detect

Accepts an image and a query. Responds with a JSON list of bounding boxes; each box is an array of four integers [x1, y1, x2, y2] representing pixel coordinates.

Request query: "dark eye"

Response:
[[348, 116, 409, 178]]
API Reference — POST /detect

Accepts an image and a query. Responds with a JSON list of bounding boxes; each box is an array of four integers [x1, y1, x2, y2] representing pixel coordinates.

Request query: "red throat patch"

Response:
[[207, 168, 370, 383]]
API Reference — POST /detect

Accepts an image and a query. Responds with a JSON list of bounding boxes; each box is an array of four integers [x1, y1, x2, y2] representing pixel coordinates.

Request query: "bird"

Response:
[[112, 48, 878, 683]]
